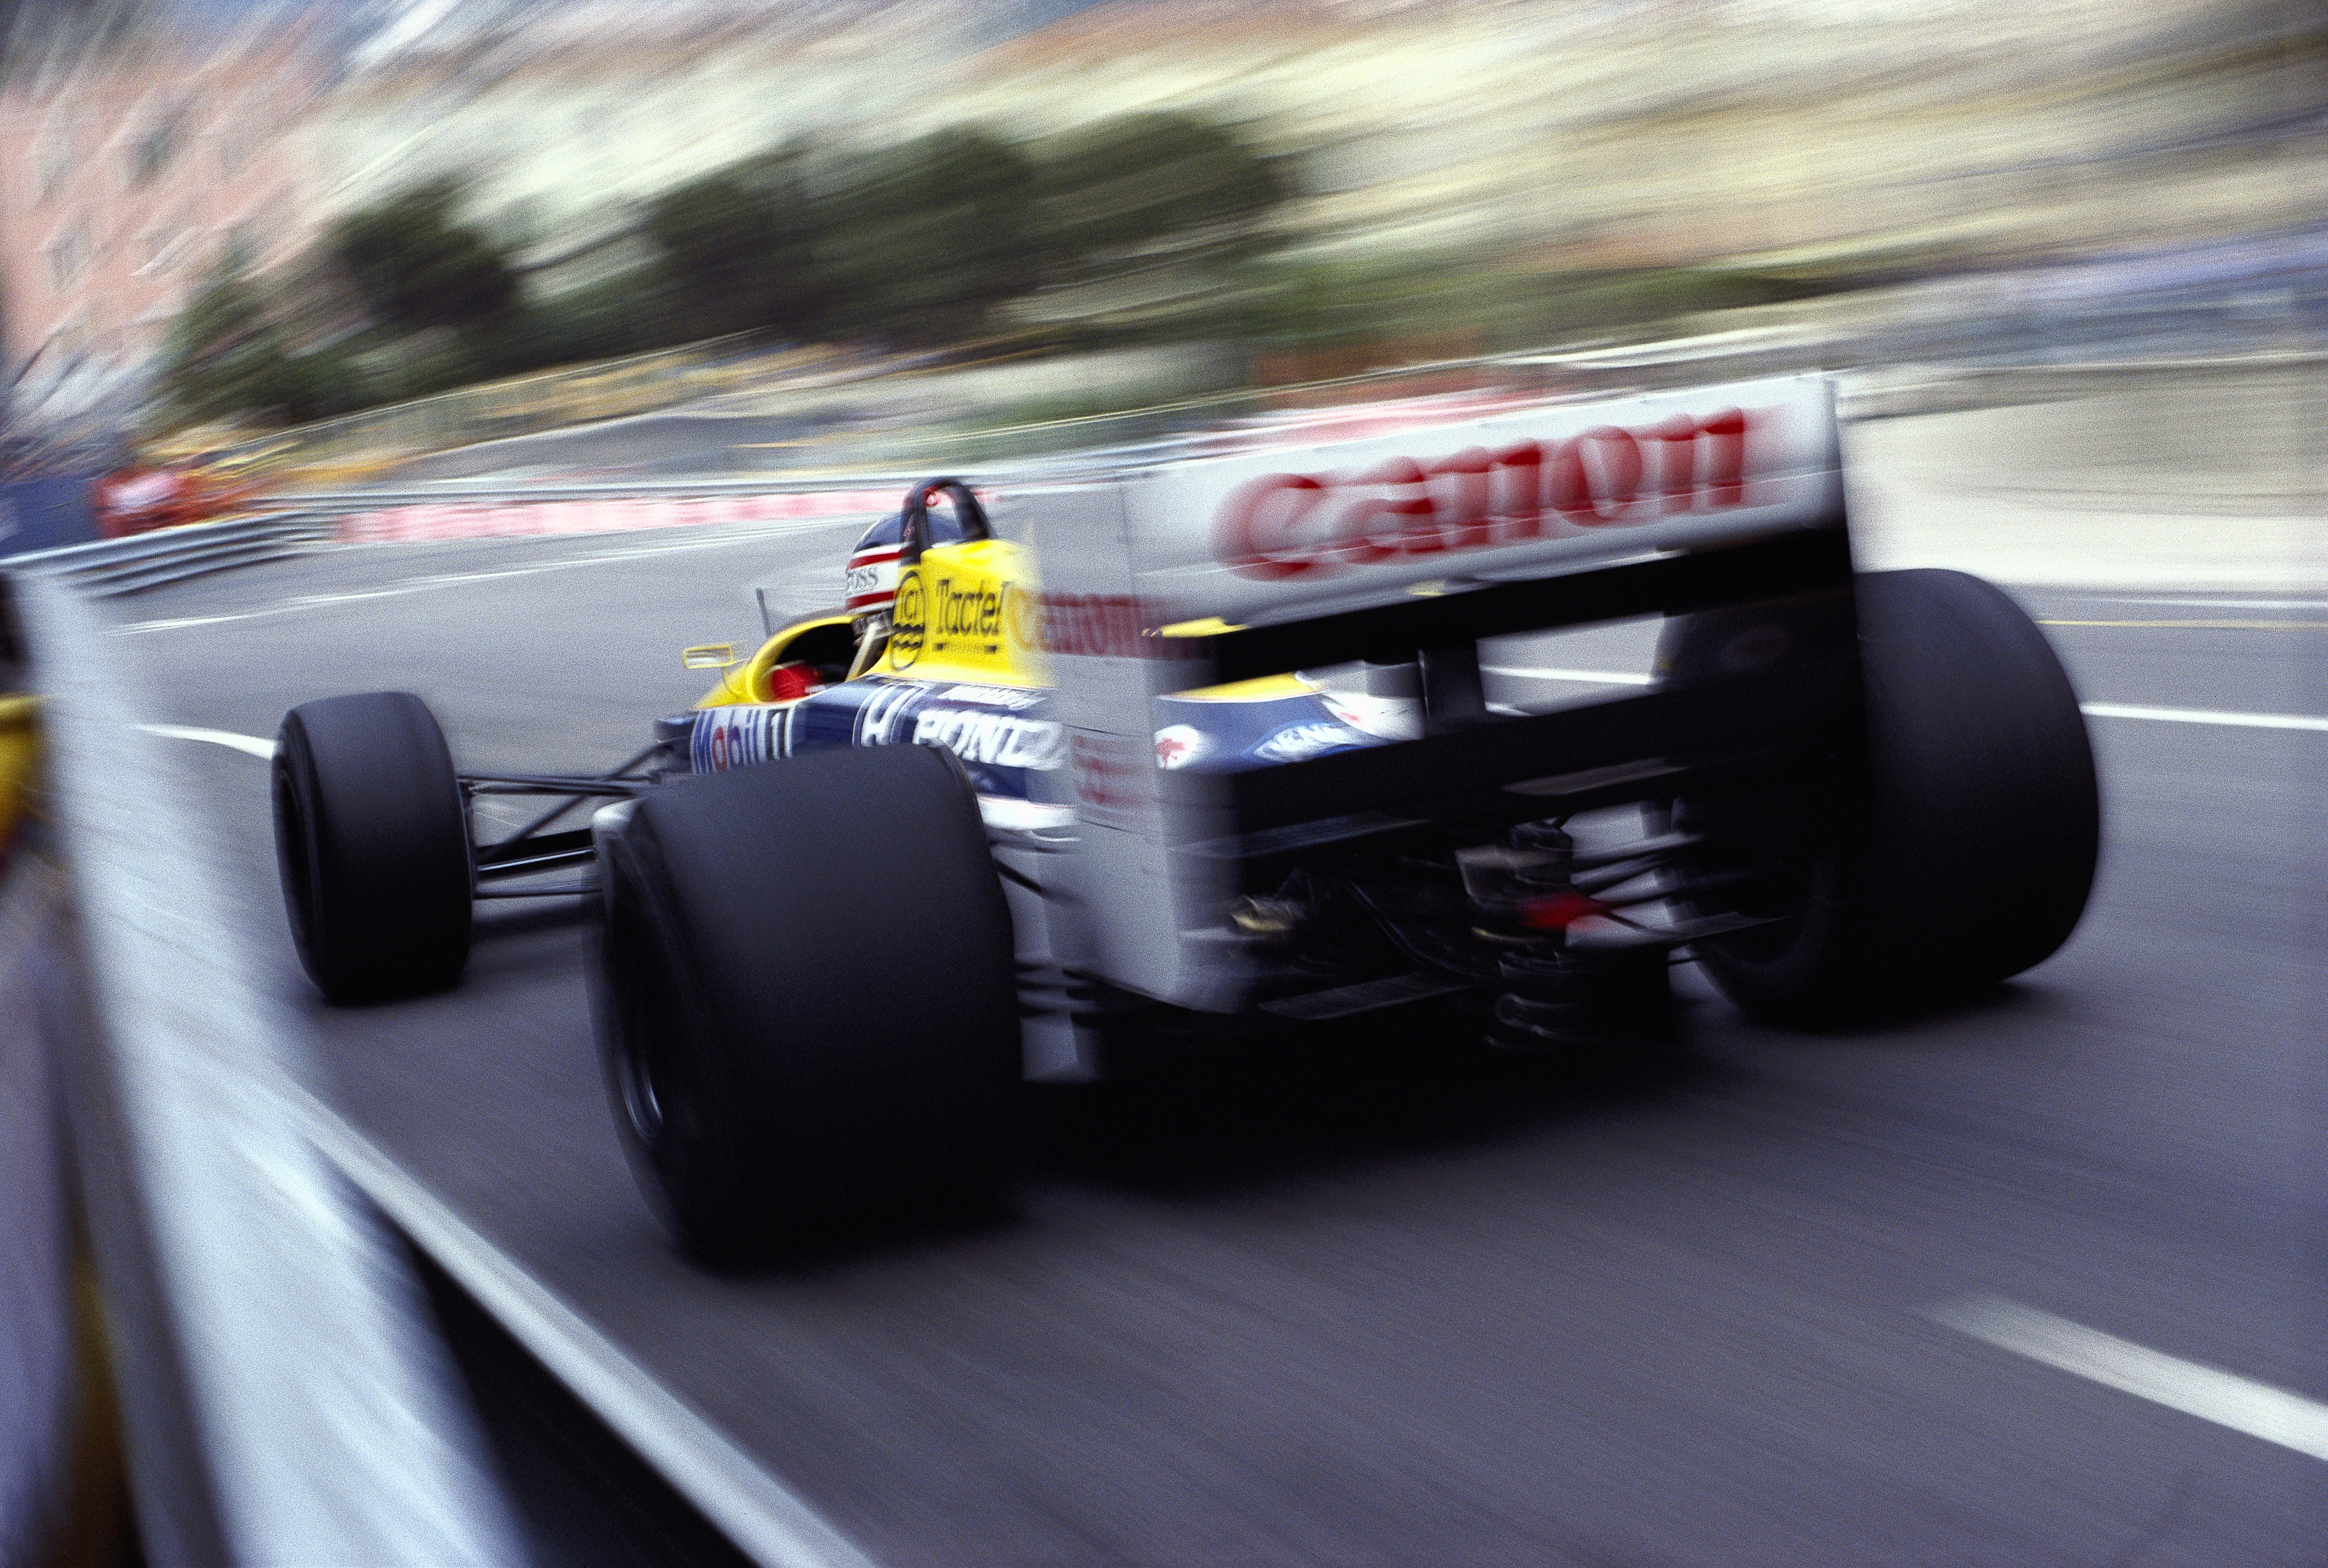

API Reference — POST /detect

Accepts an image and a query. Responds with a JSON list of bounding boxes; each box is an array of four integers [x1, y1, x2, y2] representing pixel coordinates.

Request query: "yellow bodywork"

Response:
[[691, 537, 1308, 708], [0, 695, 40, 853], [872, 538, 1041, 685], [694, 612, 860, 708]]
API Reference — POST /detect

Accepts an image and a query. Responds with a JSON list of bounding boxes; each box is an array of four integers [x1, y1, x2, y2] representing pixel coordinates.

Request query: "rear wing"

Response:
[[1019, 373, 1859, 1007]]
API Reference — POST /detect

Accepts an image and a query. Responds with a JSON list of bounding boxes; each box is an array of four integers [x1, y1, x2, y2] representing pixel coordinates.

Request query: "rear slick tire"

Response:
[[1675, 568, 2100, 1025], [592, 744, 1021, 1264], [273, 690, 473, 1004]]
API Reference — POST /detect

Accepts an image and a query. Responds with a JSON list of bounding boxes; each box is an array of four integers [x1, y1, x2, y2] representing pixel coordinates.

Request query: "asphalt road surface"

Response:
[[90, 523, 2327, 1567]]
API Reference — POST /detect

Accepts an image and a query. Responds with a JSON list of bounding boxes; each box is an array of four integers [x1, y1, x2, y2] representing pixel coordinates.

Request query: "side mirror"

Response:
[[680, 644, 737, 670]]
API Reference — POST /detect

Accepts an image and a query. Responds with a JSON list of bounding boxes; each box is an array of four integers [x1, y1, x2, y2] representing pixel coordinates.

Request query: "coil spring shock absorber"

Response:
[[1459, 820, 1673, 1051]]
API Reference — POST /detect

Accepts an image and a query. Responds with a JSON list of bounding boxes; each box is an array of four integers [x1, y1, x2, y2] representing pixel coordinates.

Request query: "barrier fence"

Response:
[[0, 577, 529, 1566], [3, 513, 334, 597]]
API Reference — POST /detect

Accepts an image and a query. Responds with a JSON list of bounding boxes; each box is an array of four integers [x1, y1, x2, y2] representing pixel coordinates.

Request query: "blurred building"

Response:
[[0, 18, 327, 428]]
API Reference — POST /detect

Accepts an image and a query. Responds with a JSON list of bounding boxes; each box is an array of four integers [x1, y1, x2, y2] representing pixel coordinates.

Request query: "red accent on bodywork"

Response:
[[1518, 890, 1611, 930], [764, 662, 822, 702]]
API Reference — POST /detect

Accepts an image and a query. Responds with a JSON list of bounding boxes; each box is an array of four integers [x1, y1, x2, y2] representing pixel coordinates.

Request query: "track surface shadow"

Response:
[[1027, 1000, 1727, 1199]]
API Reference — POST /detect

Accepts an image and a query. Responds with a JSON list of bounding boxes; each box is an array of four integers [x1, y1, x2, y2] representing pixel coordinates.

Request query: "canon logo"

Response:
[[1039, 592, 1142, 658], [1024, 591, 1195, 660], [1214, 407, 1755, 581]]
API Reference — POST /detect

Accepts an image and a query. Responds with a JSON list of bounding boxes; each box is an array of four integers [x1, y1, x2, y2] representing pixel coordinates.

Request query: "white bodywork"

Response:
[[1011, 373, 1847, 1015]]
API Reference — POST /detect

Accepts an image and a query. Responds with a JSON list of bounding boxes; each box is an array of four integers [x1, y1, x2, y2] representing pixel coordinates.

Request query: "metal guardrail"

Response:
[[217, 335, 1818, 517], [10, 344, 2313, 600], [243, 473, 948, 513], [17, 576, 531, 1565], [215, 337, 1852, 516], [1, 513, 333, 597], [244, 342, 2328, 516]]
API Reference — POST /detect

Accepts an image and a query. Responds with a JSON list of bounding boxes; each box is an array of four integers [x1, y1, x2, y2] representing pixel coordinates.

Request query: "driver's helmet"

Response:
[[844, 496, 969, 624]]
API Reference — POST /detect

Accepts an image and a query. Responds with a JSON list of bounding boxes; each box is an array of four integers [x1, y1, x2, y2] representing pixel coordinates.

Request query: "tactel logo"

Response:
[[931, 575, 1005, 649], [889, 572, 927, 668]]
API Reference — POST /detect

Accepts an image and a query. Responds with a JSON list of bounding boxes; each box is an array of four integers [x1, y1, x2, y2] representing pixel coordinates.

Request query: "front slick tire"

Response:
[[1685, 568, 2100, 1026], [595, 744, 1021, 1264], [273, 691, 472, 1004]]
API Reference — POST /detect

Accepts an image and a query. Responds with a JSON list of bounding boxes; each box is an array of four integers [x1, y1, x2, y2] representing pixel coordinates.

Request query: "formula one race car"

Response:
[[272, 374, 2099, 1258]]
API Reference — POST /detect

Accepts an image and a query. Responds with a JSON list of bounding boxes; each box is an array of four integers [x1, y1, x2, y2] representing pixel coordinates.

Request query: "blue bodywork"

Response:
[[688, 679, 1389, 799]]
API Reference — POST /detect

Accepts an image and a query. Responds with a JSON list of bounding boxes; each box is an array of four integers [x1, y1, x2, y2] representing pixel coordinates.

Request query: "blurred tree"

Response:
[[150, 113, 1295, 426], [506, 271, 662, 367], [1019, 112, 1289, 335], [644, 163, 824, 341], [155, 261, 278, 424], [330, 180, 520, 339], [155, 260, 362, 426], [1033, 112, 1286, 276], [818, 128, 1042, 345]]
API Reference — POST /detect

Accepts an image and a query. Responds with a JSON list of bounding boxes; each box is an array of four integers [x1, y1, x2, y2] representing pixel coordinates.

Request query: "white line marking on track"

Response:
[[137, 722, 277, 758], [1486, 669, 2328, 731], [2081, 702, 2328, 732], [1481, 666, 1656, 685], [299, 1098, 879, 1568], [1928, 1295, 2328, 1462], [2102, 597, 2328, 609], [2040, 619, 2325, 630]]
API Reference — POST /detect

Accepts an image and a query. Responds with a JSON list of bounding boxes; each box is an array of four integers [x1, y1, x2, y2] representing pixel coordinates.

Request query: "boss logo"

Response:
[[844, 557, 897, 609]]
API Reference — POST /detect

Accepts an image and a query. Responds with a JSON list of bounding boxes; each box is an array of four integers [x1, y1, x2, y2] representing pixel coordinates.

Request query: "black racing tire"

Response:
[[592, 743, 1021, 1263], [273, 691, 473, 1004], [1666, 568, 2099, 1024]]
